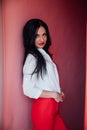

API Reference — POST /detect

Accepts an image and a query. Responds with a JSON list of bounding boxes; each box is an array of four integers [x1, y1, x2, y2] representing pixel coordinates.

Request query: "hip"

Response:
[[32, 98, 60, 115]]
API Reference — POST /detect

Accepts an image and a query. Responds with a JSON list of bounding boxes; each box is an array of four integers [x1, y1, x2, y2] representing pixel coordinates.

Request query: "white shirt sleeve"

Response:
[[23, 54, 42, 99]]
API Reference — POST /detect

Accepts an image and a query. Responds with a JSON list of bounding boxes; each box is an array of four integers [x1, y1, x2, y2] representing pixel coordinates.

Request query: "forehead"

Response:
[[37, 26, 46, 34]]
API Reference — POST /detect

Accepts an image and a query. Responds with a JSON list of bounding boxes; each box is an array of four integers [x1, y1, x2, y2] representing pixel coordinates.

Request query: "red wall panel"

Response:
[[0, 1, 3, 130]]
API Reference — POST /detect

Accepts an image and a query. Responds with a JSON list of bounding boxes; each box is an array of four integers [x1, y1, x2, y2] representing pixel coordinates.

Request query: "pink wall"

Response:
[[2, 0, 85, 130], [0, 1, 3, 130]]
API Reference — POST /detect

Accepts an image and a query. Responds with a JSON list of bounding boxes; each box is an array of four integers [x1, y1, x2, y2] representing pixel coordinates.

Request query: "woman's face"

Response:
[[35, 26, 47, 48]]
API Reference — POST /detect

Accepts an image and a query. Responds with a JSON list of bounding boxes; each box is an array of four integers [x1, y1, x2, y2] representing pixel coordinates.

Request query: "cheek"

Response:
[[35, 39, 38, 44], [44, 37, 47, 42]]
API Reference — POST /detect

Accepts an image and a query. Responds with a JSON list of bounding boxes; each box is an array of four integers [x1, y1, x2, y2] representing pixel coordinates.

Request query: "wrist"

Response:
[[52, 92, 58, 99]]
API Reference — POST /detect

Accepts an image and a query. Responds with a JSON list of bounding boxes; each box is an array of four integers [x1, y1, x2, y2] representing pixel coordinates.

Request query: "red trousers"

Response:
[[32, 98, 67, 130]]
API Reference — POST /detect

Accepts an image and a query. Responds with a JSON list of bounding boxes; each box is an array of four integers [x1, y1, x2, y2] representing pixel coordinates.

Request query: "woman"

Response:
[[22, 18, 67, 130]]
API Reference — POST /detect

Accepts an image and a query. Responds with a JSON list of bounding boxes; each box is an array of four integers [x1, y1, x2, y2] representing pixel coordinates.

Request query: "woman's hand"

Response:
[[40, 90, 64, 103], [53, 92, 64, 103]]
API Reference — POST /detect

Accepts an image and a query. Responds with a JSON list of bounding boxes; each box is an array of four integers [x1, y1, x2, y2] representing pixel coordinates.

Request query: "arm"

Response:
[[23, 54, 42, 99], [23, 72, 64, 102], [40, 90, 64, 102]]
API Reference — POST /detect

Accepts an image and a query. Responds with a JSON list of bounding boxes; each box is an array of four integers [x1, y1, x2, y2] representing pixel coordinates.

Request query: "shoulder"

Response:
[[25, 54, 36, 63], [23, 54, 36, 74]]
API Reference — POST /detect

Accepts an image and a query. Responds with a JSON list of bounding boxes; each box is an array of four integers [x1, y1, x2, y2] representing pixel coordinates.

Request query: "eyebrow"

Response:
[[36, 32, 47, 36]]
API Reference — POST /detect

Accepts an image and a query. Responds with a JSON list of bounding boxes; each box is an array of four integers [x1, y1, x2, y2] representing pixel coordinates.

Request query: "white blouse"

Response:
[[23, 48, 61, 99]]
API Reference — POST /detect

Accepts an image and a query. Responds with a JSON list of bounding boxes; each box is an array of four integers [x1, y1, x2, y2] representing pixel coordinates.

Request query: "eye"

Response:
[[43, 33, 47, 36], [35, 34, 39, 38]]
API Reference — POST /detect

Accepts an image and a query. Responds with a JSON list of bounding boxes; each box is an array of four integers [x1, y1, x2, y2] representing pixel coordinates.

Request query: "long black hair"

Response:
[[23, 18, 51, 78]]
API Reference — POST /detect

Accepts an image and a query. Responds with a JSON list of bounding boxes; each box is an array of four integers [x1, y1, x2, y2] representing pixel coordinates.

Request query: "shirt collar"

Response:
[[37, 48, 52, 62]]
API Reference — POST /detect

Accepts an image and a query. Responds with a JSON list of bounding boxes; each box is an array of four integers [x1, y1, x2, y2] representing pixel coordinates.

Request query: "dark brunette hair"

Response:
[[23, 18, 51, 78]]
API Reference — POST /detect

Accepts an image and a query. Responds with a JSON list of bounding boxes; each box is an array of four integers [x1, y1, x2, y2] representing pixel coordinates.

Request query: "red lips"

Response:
[[38, 42, 45, 46]]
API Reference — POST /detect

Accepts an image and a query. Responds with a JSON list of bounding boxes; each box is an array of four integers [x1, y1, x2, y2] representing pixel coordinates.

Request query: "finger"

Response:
[[61, 92, 64, 96]]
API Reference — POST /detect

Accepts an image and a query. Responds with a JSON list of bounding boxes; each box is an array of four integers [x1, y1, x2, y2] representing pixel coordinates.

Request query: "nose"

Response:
[[40, 36, 44, 42]]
